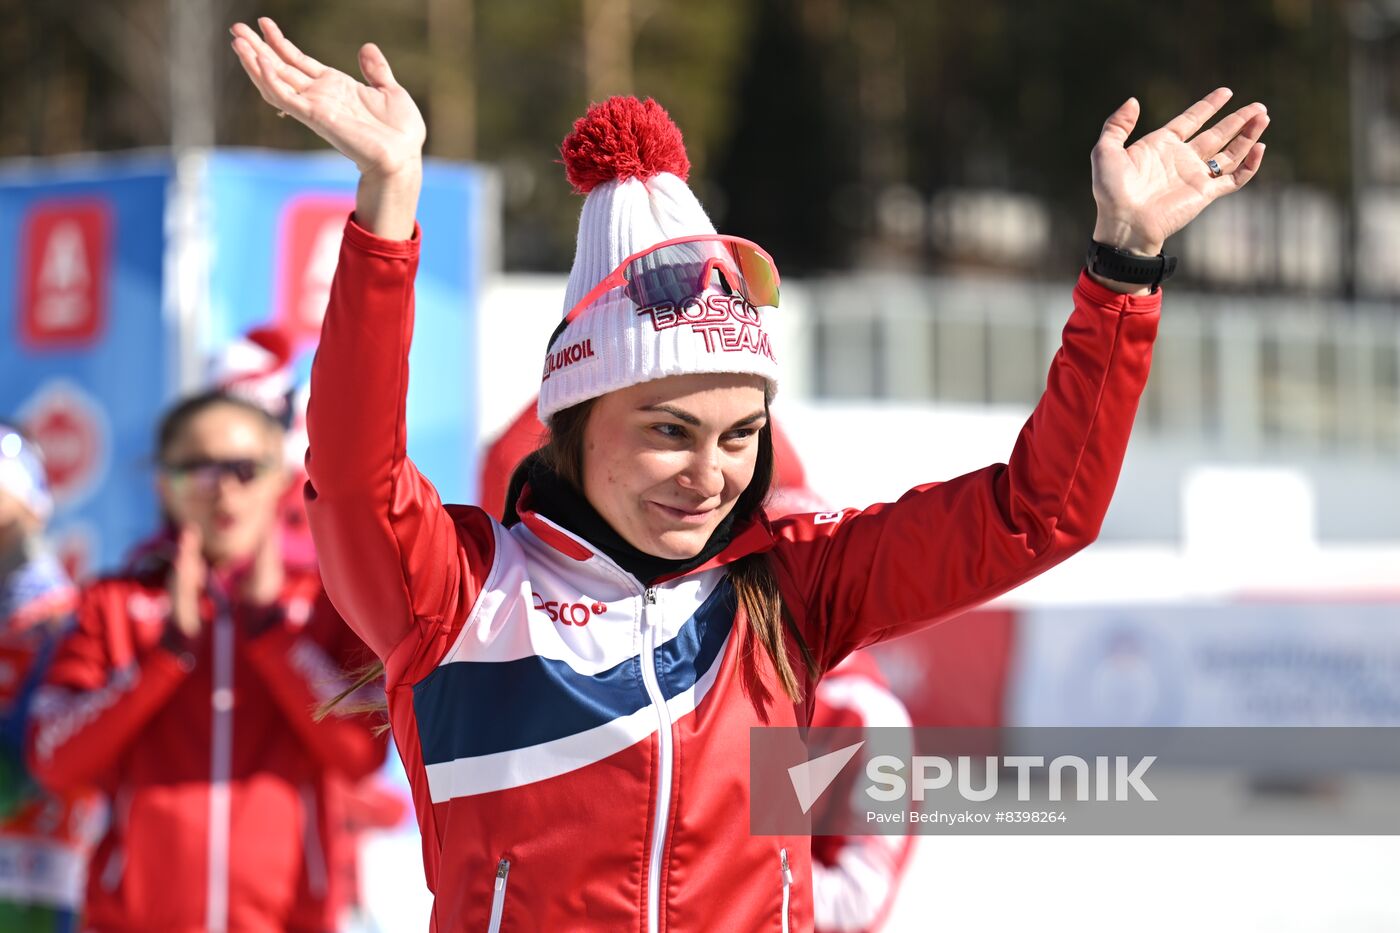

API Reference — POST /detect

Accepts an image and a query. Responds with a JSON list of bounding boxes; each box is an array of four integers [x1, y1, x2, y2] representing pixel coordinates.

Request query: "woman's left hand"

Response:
[[1091, 88, 1269, 257]]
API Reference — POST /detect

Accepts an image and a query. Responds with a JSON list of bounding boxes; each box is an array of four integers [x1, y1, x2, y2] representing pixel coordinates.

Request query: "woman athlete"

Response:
[[232, 17, 1267, 932]]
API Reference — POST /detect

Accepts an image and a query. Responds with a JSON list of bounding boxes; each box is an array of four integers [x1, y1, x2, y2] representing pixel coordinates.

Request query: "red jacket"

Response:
[[478, 397, 909, 932], [304, 217, 1159, 932], [26, 551, 387, 932]]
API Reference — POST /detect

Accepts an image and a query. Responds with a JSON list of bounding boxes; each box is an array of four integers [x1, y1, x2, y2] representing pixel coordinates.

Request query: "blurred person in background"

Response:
[[123, 324, 317, 573], [25, 391, 386, 933], [205, 325, 319, 571], [205, 327, 401, 931], [0, 424, 96, 932], [232, 16, 1267, 931], [215, 325, 403, 931], [808, 652, 915, 933]]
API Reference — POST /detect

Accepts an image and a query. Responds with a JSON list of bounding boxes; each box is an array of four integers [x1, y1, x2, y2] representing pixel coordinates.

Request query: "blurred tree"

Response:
[[0, 0, 170, 154], [0, 0, 1367, 288], [711, 0, 859, 273], [583, 0, 634, 100], [899, 0, 1351, 280], [428, 0, 477, 160]]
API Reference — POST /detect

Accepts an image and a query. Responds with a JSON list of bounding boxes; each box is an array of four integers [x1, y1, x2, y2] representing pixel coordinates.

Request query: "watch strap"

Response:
[[1085, 240, 1177, 291]]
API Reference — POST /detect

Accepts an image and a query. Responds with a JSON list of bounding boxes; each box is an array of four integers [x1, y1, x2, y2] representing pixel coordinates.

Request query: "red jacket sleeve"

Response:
[[303, 217, 496, 686], [241, 587, 388, 781], [26, 582, 191, 793], [771, 272, 1160, 672]]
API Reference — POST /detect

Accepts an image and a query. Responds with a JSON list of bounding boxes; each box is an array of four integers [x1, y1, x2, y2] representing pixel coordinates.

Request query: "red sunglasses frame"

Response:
[[562, 234, 781, 325]]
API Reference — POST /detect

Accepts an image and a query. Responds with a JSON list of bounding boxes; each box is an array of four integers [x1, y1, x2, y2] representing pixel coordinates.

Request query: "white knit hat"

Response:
[[538, 97, 779, 423], [207, 325, 296, 426]]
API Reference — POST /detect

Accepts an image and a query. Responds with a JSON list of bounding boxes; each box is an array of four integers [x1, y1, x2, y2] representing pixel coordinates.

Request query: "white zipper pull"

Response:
[[639, 583, 671, 933], [487, 858, 510, 933], [780, 847, 792, 933]]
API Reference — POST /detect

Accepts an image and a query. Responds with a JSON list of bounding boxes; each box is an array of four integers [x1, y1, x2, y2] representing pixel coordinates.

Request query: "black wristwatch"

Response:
[[1085, 240, 1178, 292]]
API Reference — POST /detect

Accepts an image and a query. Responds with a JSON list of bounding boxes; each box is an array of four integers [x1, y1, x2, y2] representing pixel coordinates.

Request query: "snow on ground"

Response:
[[358, 829, 1400, 932]]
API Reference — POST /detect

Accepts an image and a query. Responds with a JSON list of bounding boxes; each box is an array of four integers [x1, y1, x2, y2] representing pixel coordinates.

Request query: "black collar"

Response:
[[522, 460, 739, 586]]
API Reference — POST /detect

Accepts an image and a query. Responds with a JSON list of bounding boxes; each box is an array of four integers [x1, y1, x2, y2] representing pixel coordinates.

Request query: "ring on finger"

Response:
[[1206, 158, 1224, 178], [276, 111, 289, 118]]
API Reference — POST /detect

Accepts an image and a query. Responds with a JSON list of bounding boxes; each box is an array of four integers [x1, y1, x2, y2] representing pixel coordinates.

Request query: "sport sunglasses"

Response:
[[563, 234, 781, 326], [161, 457, 276, 493]]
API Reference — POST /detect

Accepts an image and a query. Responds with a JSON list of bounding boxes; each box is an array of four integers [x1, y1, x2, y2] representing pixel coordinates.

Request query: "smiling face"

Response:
[[579, 372, 769, 560], [156, 402, 288, 567]]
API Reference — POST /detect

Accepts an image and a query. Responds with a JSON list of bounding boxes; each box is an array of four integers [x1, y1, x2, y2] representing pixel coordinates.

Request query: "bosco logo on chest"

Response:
[[532, 592, 608, 627]]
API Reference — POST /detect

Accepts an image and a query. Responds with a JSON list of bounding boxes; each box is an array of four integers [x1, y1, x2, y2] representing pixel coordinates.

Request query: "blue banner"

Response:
[[0, 155, 173, 575], [204, 150, 485, 506], [2, 150, 488, 577]]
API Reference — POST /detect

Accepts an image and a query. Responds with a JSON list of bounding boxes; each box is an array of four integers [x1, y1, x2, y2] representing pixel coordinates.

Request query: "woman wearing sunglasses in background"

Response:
[[232, 17, 1268, 932], [26, 392, 386, 933]]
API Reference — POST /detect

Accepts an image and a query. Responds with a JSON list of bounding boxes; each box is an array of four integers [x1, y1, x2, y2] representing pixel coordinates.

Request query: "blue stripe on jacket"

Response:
[[413, 580, 736, 766]]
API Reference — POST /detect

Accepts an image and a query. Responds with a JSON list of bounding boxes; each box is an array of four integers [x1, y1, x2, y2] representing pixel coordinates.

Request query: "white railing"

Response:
[[785, 275, 1400, 459]]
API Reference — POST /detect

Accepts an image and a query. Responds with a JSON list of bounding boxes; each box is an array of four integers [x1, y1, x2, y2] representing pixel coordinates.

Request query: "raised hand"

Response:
[[231, 18, 423, 238], [1091, 88, 1269, 259]]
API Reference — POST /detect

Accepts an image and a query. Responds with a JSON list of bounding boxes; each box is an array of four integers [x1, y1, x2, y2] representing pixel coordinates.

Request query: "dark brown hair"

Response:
[[156, 389, 284, 462]]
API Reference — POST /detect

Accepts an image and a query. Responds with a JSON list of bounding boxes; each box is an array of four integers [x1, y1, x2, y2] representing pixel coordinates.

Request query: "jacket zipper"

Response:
[[300, 783, 327, 897], [206, 589, 234, 933], [101, 787, 133, 891], [640, 586, 674, 933], [99, 845, 125, 892], [487, 857, 510, 933], [519, 518, 679, 931], [780, 847, 792, 933]]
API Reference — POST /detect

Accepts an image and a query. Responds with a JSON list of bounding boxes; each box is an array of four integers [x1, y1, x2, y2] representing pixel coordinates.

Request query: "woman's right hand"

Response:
[[231, 18, 424, 239]]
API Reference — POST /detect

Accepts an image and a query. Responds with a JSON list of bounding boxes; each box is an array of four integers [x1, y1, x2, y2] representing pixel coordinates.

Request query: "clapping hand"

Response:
[[167, 524, 206, 641], [239, 528, 285, 610]]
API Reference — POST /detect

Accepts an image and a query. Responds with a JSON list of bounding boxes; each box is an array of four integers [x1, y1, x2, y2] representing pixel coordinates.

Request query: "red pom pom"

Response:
[[560, 97, 690, 194], [244, 326, 293, 366]]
